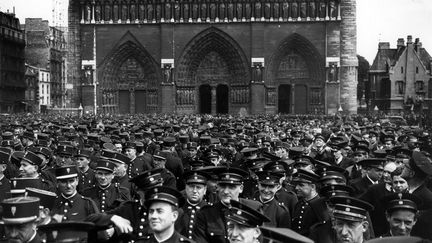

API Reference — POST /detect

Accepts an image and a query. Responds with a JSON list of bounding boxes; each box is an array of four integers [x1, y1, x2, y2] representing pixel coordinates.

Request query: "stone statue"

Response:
[[309, 2, 316, 19], [291, 2, 298, 19], [255, 2, 262, 19], [282, 2, 289, 20], [329, 1, 337, 18]]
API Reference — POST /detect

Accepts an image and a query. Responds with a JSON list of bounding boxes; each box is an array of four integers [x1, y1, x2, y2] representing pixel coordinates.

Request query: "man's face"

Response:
[[55, 155, 73, 167], [114, 144, 123, 153], [315, 138, 325, 147], [258, 183, 280, 201], [19, 161, 38, 177], [384, 141, 394, 150], [387, 210, 417, 236], [209, 156, 221, 166], [5, 221, 36, 243], [76, 156, 90, 169], [274, 147, 288, 158], [367, 166, 383, 182], [95, 170, 114, 187], [58, 177, 78, 196], [353, 152, 368, 163], [294, 182, 314, 199], [148, 202, 178, 233], [125, 148, 136, 159], [188, 148, 197, 157], [392, 175, 409, 193], [218, 183, 243, 205], [228, 223, 260, 243], [333, 219, 367, 243], [152, 158, 166, 168], [185, 183, 207, 204], [114, 162, 127, 176]]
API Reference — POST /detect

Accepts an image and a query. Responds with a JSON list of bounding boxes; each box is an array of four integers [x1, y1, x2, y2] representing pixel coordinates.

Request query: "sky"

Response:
[[1, 0, 432, 64]]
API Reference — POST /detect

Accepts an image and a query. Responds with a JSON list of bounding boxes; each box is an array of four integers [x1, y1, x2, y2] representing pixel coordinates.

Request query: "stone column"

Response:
[[340, 0, 358, 114], [211, 85, 217, 115], [129, 85, 135, 114], [250, 58, 265, 114]]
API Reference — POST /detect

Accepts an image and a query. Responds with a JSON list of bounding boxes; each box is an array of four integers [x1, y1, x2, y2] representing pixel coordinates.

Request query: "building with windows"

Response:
[[368, 36, 432, 112], [24, 18, 67, 108], [24, 64, 39, 112], [0, 11, 26, 113], [69, 0, 358, 115], [39, 68, 51, 110]]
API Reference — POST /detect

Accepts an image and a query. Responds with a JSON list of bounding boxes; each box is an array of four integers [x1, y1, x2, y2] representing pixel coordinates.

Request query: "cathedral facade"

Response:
[[68, 0, 358, 115]]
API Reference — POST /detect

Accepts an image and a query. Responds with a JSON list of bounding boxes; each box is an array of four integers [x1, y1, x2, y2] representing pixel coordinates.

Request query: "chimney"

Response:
[[397, 38, 405, 48], [378, 42, 390, 50], [407, 35, 413, 44], [414, 38, 422, 52]]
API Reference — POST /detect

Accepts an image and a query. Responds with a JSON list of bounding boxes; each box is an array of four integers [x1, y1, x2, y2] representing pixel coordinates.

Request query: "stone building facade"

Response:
[[68, 0, 358, 115], [368, 36, 432, 113], [24, 18, 67, 108], [0, 11, 26, 113]]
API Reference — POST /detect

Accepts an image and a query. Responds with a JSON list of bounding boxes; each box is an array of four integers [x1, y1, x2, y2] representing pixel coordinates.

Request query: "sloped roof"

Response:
[[370, 47, 405, 71], [418, 47, 432, 71]]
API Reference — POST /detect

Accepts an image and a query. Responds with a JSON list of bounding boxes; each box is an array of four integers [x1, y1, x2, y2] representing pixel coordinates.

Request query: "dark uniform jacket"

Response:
[[82, 183, 131, 212], [175, 200, 208, 240], [160, 168, 177, 189], [128, 156, 152, 179], [78, 167, 96, 191], [258, 197, 291, 228], [137, 231, 194, 243], [193, 199, 262, 243], [292, 195, 320, 236], [309, 220, 336, 243], [86, 200, 150, 242], [51, 192, 99, 221], [162, 152, 184, 190]]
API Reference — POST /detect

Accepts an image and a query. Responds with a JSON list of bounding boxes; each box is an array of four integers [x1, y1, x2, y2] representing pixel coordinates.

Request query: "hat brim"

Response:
[[56, 174, 78, 180], [2, 216, 37, 224]]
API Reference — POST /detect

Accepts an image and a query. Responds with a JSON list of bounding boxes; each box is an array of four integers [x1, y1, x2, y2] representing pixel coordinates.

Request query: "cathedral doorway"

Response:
[[278, 84, 291, 114], [216, 84, 229, 114], [199, 84, 212, 114]]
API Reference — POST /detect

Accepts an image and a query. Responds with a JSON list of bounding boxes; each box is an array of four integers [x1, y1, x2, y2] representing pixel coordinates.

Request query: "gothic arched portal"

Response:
[[98, 33, 161, 114], [176, 27, 250, 114], [267, 33, 325, 114]]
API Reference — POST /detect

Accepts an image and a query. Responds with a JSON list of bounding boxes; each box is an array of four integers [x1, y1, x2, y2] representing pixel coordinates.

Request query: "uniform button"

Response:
[[188, 230, 192, 234], [139, 225, 143, 229], [189, 225, 193, 228], [192, 209, 195, 213], [138, 233, 142, 237], [65, 202, 69, 206], [64, 209, 68, 213], [141, 218, 145, 222], [210, 233, 214, 236], [191, 215, 195, 218], [299, 216, 302, 219]]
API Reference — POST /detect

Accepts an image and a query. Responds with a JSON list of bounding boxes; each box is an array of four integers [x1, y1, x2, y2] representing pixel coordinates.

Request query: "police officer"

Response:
[[124, 141, 152, 179], [193, 167, 262, 243], [82, 160, 131, 212], [1, 197, 42, 243], [381, 193, 421, 237], [350, 158, 385, 197], [176, 170, 210, 239], [51, 165, 99, 222], [25, 187, 57, 226], [18, 151, 55, 192], [226, 200, 270, 243], [139, 186, 193, 243], [75, 148, 96, 191], [254, 170, 291, 228]]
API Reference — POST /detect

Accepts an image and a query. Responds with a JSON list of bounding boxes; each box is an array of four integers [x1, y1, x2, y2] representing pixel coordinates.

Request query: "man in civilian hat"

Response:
[[351, 158, 386, 197], [1, 197, 41, 243], [124, 141, 152, 179], [226, 200, 270, 243], [140, 186, 193, 243], [291, 169, 320, 236], [18, 151, 55, 192], [25, 187, 57, 226], [82, 160, 131, 212], [193, 167, 262, 243], [51, 165, 99, 222], [86, 168, 165, 242], [329, 196, 374, 243], [74, 148, 96, 192], [254, 170, 291, 228], [380, 193, 421, 237], [176, 170, 211, 239]]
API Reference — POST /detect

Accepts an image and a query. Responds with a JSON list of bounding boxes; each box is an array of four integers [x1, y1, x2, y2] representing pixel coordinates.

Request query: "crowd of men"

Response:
[[0, 112, 431, 243]]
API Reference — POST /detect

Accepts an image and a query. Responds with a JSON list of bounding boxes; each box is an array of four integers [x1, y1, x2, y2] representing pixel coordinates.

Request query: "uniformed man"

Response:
[[330, 196, 374, 243], [86, 169, 165, 242], [152, 151, 177, 189], [159, 137, 184, 190], [38, 221, 100, 243], [18, 151, 55, 192], [51, 165, 99, 222], [82, 160, 131, 212], [193, 167, 262, 243], [1, 196, 42, 243], [139, 186, 193, 243], [176, 170, 210, 239], [254, 170, 291, 228], [101, 149, 133, 191], [75, 148, 95, 191], [0, 151, 10, 201], [124, 142, 152, 179], [291, 168, 320, 236], [260, 226, 314, 243], [226, 200, 270, 243], [381, 193, 421, 237]]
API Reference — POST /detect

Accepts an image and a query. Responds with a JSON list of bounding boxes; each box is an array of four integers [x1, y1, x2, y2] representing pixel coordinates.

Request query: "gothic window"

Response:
[[401, 66, 404, 74], [416, 66, 419, 74], [415, 80, 424, 93], [395, 80, 404, 95]]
